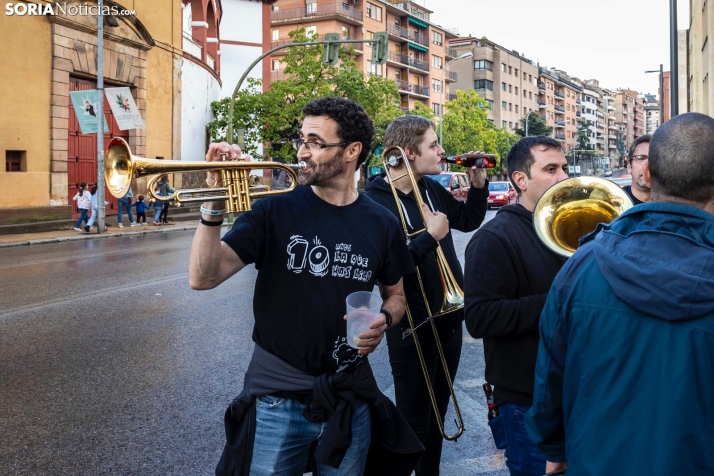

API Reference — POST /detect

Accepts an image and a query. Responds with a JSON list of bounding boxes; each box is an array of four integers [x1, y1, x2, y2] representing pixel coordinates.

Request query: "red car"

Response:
[[488, 181, 517, 208], [429, 172, 470, 202]]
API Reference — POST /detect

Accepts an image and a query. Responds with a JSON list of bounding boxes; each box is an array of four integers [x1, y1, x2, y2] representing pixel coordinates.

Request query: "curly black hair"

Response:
[[302, 97, 374, 170]]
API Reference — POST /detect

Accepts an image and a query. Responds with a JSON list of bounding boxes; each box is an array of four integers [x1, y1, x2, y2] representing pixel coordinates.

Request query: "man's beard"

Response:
[[634, 173, 650, 190], [298, 149, 346, 186]]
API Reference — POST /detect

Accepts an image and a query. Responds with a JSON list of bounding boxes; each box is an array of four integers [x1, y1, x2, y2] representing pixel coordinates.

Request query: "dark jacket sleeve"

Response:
[[464, 229, 547, 338], [431, 180, 488, 233], [525, 283, 567, 462], [407, 231, 438, 267]]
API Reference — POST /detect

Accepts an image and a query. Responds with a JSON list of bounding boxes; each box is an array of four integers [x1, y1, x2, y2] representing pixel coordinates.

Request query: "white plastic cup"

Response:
[[346, 291, 383, 349]]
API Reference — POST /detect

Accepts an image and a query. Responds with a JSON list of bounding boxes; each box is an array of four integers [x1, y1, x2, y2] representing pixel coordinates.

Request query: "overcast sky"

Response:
[[423, 0, 690, 97]]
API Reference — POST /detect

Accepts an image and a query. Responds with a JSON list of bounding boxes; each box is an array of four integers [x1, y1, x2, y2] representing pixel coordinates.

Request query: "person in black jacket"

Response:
[[464, 136, 568, 476], [364, 115, 488, 475]]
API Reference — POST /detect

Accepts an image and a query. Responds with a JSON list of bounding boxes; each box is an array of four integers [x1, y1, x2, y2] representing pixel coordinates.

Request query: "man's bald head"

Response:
[[649, 112, 714, 203]]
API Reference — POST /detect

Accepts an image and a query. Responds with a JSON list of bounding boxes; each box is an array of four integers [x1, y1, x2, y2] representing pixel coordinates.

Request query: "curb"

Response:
[[0, 223, 232, 249]]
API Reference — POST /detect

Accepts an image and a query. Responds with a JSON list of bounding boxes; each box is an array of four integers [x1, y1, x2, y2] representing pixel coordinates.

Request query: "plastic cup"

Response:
[[346, 291, 383, 349]]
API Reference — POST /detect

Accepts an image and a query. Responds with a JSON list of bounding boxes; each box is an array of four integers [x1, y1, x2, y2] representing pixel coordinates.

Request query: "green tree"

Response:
[[514, 113, 553, 137], [493, 126, 520, 174], [441, 90, 497, 157], [208, 28, 403, 161], [407, 101, 436, 120], [576, 119, 592, 151]]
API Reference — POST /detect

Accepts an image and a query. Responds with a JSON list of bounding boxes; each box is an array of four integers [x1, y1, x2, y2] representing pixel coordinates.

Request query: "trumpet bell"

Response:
[[105, 138, 134, 199], [534, 177, 633, 257]]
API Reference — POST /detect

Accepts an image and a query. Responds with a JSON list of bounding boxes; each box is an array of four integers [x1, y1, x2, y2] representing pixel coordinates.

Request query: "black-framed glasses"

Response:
[[631, 154, 648, 163], [291, 138, 349, 151]]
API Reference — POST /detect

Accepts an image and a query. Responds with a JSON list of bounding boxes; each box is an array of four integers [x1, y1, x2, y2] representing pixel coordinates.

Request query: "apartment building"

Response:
[[449, 36, 540, 131], [538, 67, 581, 152], [603, 88, 619, 164], [268, 0, 458, 113], [679, 0, 714, 116], [614, 89, 645, 165], [643, 93, 659, 134], [579, 79, 607, 158]]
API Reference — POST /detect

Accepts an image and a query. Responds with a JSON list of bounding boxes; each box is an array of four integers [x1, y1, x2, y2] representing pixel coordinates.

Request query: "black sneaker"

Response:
[[84, 225, 90, 232]]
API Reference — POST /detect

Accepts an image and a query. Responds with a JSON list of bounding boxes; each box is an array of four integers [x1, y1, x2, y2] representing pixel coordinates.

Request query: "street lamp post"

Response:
[[440, 52, 473, 144], [645, 64, 664, 127], [525, 104, 548, 136]]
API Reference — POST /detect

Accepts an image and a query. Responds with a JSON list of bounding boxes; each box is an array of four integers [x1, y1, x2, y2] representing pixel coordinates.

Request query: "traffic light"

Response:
[[322, 33, 341, 66], [371, 32, 388, 65]]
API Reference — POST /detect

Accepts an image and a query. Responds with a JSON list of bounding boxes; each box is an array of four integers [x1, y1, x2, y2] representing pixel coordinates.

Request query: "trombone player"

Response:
[[364, 115, 489, 474]]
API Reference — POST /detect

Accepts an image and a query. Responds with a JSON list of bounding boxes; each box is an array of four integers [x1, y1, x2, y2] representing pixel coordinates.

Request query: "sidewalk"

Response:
[[0, 218, 229, 249]]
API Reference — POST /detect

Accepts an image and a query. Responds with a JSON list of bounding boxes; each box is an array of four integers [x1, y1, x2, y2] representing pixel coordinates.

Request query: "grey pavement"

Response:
[[0, 210, 507, 475]]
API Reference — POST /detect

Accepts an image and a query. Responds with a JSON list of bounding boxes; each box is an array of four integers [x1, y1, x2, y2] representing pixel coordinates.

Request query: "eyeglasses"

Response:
[[291, 138, 349, 151], [631, 154, 648, 163]]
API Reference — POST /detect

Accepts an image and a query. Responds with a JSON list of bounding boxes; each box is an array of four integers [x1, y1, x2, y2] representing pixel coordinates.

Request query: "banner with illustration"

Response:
[[69, 90, 109, 134], [104, 87, 146, 130]]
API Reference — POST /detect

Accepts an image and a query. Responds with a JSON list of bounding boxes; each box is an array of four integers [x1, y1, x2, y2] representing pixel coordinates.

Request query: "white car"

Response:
[[604, 168, 613, 177]]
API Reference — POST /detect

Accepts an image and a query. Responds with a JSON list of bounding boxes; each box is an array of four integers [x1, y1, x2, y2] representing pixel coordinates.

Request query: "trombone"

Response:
[[104, 137, 304, 212], [381, 145, 465, 441]]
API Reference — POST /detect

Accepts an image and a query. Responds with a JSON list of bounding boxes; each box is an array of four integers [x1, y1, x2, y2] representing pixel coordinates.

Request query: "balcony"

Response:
[[554, 90, 565, 99], [609, 143, 618, 149], [385, 0, 431, 22], [554, 133, 566, 141], [554, 122, 565, 128], [576, 98, 581, 104], [183, 32, 202, 59], [576, 111, 581, 117], [538, 81, 546, 93], [449, 93, 457, 101], [270, 2, 363, 26], [410, 31, 429, 47], [446, 48, 457, 59], [271, 34, 362, 55], [445, 70, 457, 82], [537, 100, 547, 106], [392, 78, 429, 97], [387, 50, 429, 71], [554, 105, 565, 113], [386, 22, 409, 41]]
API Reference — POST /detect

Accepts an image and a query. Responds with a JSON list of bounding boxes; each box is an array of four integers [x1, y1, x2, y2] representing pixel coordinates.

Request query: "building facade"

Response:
[[643, 93, 659, 134], [538, 67, 581, 153], [449, 36, 540, 132], [579, 80, 606, 158], [680, 0, 714, 116], [0, 0, 186, 224], [614, 89, 644, 166], [268, 0, 457, 113]]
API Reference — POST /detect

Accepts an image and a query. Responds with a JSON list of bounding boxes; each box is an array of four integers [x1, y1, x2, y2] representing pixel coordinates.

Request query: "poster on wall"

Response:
[[69, 90, 109, 134], [104, 87, 146, 130]]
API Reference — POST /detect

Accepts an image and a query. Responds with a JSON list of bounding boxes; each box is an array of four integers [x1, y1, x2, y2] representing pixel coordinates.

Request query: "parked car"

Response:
[[488, 181, 517, 208], [604, 168, 613, 177], [429, 172, 469, 202]]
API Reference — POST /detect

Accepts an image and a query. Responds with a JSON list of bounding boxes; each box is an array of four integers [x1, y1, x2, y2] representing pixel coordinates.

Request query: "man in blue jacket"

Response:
[[526, 112, 714, 475]]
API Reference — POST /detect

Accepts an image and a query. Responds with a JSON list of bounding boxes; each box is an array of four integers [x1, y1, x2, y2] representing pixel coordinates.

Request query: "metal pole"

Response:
[[670, 0, 679, 117], [439, 66, 445, 144], [525, 110, 531, 137], [96, 0, 105, 233], [660, 64, 664, 125]]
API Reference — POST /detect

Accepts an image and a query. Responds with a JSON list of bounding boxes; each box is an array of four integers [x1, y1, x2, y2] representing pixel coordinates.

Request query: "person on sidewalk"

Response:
[[151, 188, 164, 226], [117, 187, 138, 228], [526, 112, 714, 476], [157, 175, 175, 224], [464, 136, 569, 476], [72, 182, 91, 231], [190, 97, 423, 476], [132, 194, 150, 225], [363, 115, 489, 475], [85, 185, 109, 232], [622, 135, 651, 205]]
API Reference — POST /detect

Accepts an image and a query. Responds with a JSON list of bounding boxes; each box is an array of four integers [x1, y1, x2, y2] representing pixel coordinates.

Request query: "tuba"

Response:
[[381, 145, 465, 441], [533, 176, 634, 257], [104, 137, 304, 213]]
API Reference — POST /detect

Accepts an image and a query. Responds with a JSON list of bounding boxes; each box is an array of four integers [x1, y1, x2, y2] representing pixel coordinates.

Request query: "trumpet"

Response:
[[104, 137, 305, 213], [382, 145, 465, 441], [533, 176, 633, 257]]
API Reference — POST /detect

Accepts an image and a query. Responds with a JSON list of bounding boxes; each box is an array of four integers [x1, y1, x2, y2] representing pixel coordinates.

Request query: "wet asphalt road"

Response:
[[0, 210, 507, 475]]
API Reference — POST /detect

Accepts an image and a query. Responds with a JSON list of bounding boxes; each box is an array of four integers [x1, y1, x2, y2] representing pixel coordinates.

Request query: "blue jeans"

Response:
[[153, 207, 162, 222], [249, 395, 371, 476], [117, 198, 133, 224], [74, 208, 89, 228], [489, 403, 546, 476]]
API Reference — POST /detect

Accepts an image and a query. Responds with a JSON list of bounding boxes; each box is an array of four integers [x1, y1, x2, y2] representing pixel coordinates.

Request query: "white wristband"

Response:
[[200, 205, 225, 216]]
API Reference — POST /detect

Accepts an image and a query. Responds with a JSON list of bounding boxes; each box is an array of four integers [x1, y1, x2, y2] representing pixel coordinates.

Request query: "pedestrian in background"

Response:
[[526, 112, 714, 476], [85, 185, 109, 232], [72, 182, 91, 231], [623, 135, 651, 205], [133, 194, 150, 225], [157, 175, 175, 224], [152, 188, 164, 226], [117, 186, 138, 228]]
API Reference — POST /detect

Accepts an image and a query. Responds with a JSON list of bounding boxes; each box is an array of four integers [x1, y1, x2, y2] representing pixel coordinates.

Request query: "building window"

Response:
[[502, 82, 507, 91], [271, 30, 279, 41], [529, 91, 533, 99], [523, 72, 527, 80], [474, 79, 493, 90], [432, 31, 442, 46], [367, 60, 382, 76], [515, 68, 518, 76], [366, 2, 382, 21], [502, 120, 507, 128], [515, 87, 518, 95], [432, 103, 442, 115], [508, 103, 512, 111], [502, 101, 507, 110], [271, 4, 278, 12], [508, 84, 512, 93], [508, 66, 512, 74], [272, 60, 280, 71], [342, 26, 351, 38], [509, 121, 513, 129], [306, 2, 317, 14], [502, 63, 506, 72], [432, 78, 442, 92], [523, 90, 527, 98], [484, 99, 494, 109], [529, 74, 533, 82], [5, 150, 24, 172], [474, 60, 493, 71], [305, 26, 317, 37], [515, 105, 519, 113], [432, 55, 443, 69]]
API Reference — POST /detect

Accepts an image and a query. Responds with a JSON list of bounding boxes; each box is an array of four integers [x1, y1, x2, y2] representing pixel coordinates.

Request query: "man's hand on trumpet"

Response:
[[204, 142, 247, 208]]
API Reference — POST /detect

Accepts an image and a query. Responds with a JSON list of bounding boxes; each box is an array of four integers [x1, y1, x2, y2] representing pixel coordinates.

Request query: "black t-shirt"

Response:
[[622, 185, 645, 205], [222, 185, 414, 376]]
